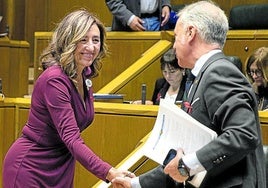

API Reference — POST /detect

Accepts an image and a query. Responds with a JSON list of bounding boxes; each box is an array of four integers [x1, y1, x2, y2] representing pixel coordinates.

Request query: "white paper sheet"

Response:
[[143, 99, 217, 187]]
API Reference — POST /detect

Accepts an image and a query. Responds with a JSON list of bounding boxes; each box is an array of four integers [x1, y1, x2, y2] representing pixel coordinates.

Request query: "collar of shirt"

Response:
[[191, 49, 222, 77]]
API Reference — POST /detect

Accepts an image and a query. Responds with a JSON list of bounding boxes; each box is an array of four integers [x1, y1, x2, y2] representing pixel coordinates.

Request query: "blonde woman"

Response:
[[3, 9, 131, 187]]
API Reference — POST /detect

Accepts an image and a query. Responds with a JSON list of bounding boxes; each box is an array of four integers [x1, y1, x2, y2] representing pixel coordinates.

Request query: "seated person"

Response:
[[245, 46, 268, 110], [132, 48, 186, 105]]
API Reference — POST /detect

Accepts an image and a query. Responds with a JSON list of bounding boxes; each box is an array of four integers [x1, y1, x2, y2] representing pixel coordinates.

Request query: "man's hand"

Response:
[[129, 16, 146, 31], [112, 176, 133, 188], [161, 6, 170, 26], [164, 148, 189, 182]]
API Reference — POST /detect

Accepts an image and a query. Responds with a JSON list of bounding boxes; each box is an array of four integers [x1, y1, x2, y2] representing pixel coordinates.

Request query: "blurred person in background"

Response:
[[106, 0, 171, 31], [246, 46, 268, 111]]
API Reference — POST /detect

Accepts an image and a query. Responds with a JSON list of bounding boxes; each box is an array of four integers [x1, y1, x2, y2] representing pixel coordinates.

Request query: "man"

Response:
[[105, 0, 170, 31], [112, 1, 266, 187]]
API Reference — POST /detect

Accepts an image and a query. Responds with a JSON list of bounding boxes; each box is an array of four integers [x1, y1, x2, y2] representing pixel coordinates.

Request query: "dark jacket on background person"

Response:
[[151, 77, 186, 105]]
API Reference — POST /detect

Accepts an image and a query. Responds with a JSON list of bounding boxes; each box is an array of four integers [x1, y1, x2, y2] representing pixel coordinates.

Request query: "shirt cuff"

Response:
[[127, 15, 135, 26], [182, 152, 205, 176], [130, 177, 142, 188]]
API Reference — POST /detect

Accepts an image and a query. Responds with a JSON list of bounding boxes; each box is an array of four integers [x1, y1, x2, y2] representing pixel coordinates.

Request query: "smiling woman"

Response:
[[2, 9, 130, 188]]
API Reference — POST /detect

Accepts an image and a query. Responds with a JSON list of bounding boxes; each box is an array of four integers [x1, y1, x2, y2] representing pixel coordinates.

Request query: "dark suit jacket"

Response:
[[151, 77, 186, 105], [105, 0, 171, 31], [139, 52, 266, 188]]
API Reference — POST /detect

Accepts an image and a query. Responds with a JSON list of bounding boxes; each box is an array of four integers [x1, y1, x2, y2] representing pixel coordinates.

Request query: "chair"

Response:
[[229, 4, 268, 29], [227, 56, 242, 72]]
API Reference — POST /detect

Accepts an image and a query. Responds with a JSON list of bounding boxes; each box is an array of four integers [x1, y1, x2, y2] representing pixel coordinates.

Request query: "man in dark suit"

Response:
[[112, 1, 266, 187], [105, 0, 171, 31]]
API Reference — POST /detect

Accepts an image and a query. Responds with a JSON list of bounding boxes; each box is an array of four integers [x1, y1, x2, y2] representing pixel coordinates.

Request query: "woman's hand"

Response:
[[106, 168, 135, 182]]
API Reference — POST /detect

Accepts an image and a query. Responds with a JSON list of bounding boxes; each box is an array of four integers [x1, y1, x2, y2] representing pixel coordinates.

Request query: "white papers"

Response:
[[143, 99, 217, 187]]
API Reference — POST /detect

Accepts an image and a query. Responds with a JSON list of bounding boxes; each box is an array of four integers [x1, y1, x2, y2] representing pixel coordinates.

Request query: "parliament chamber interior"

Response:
[[0, 0, 268, 187]]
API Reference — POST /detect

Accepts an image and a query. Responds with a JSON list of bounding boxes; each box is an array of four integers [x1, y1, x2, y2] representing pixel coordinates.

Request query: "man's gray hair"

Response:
[[178, 1, 229, 49]]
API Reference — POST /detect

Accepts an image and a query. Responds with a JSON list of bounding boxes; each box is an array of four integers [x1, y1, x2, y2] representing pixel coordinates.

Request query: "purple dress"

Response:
[[3, 65, 112, 188]]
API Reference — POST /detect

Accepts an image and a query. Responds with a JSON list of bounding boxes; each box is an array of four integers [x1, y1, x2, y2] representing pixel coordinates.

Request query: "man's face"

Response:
[[173, 20, 193, 69]]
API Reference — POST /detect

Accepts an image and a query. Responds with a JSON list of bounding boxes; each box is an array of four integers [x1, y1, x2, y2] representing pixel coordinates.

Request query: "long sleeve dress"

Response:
[[3, 65, 112, 188]]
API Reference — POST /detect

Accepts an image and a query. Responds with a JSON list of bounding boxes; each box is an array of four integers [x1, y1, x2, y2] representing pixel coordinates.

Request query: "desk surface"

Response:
[[0, 98, 159, 116], [2, 98, 268, 121]]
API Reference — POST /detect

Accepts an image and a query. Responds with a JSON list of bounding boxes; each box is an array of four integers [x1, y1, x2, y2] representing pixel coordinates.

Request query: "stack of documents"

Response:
[[143, 99, 217, 187]]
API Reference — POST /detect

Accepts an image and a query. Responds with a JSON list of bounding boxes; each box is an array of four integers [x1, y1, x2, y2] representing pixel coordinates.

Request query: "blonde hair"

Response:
[[40, 9, 107, 78]]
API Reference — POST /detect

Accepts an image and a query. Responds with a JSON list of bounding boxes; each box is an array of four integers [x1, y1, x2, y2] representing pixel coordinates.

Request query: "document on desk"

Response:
[[143, 99, 217, 187]]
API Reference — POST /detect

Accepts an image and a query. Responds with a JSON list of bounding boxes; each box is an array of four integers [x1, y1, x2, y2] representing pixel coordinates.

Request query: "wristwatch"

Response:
[[178, 158, 190, 177]]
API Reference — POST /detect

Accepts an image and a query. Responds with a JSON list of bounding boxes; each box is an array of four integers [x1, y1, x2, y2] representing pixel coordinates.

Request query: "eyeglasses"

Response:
[[247, 69, 262, 77]]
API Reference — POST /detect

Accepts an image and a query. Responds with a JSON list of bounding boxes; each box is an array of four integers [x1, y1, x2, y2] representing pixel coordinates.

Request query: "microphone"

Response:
[[141, 84, 146, 105]]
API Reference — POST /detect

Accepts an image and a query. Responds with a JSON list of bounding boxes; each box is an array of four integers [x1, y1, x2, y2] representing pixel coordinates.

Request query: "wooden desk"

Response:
[[94, 110, 268, 188], [259, 111, 268, 145], [0, 98, 158, 187], [1, 98, 268, 187]]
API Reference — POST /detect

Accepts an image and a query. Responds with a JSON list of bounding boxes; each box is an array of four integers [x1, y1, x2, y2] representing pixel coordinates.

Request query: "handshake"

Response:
[[108, 169, 136, 188], [108, 148, 189, 188]]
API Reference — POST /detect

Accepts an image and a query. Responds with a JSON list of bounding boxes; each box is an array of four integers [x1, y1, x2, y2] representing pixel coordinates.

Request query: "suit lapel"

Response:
[[187, 52, 226, 103]]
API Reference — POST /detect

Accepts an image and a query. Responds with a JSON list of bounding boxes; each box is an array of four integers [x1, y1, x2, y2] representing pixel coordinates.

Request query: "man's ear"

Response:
[[187, 26, 196, 37], [187, 26, 196, 41]]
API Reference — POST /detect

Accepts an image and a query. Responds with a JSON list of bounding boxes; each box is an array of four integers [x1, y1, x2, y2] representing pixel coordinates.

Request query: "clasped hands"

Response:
[[111, 148, 187, 188]]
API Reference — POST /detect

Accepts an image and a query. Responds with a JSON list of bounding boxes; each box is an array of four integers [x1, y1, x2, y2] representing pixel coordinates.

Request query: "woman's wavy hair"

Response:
[[39, 9, 107, 78], [245, 47, 268, 84]]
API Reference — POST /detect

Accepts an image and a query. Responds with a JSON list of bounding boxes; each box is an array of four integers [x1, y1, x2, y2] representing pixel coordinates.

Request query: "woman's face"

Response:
[[249, 61, 265, 87], [74, 23, 101, 70], [162, 65, 183, 87]]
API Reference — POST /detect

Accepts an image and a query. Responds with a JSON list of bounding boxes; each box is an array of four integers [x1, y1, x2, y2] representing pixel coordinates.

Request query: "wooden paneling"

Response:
[[1, 99, 268, 187], [0, 37, 30, 97], [75, 112, 156, 187], [224, 30, 268, 74], [0, 104, 15, 187], [1, 0, 267, 68], [24, 0, 112, 66], [98, 39, 172, 101], [34, 30, 268, 101], [34, 32, 162, 92], [0, 99, 158, 187]]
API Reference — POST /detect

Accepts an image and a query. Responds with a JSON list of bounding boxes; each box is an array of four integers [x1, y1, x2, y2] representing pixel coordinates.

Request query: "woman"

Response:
[[132, 49, 186, 105], [245, 46, 268, 110], [3, 9, 130, 187], [151, 48, 186, 105]]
